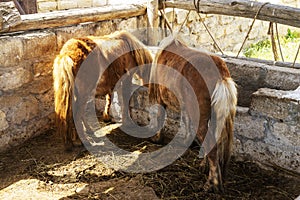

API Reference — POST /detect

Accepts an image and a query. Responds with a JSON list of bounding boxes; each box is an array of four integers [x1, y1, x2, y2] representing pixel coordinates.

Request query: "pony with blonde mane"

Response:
[[53, 31, 153, 151], [149, 35, 237, 192]]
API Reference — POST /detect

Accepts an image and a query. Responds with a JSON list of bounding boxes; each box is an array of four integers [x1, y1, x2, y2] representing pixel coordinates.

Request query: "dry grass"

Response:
[[0, 125, 299, 200]]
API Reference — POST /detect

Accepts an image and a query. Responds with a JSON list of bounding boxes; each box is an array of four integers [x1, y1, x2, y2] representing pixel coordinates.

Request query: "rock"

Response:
[[0, 68, 32, 91]]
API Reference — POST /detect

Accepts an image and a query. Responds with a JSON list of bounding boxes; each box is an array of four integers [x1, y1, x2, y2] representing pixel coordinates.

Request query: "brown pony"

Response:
[[149, 36, 237, 192], [53, 31, 153, 151]]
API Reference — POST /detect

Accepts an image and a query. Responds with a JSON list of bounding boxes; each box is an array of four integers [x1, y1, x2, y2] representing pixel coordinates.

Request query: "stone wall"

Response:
[[37, 0, 148, 12], [0, 11, 148, 152], [37, 0, 300, 13], [234, 87, 300, 173]]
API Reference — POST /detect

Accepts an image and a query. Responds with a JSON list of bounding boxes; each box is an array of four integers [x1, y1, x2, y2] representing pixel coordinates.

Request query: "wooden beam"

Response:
[[164, 0, 300, 28], [0, 4, 146, 34], [147, 0, 160, 46], [0, 2, 22, 32]]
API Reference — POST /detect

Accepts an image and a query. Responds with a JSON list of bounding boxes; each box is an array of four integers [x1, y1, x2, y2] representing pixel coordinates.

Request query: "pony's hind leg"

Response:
[[204, 147, 224, 193], [73, 96, 90, 147], [103, 93, 112, 122], [196, 125, 223, 193]]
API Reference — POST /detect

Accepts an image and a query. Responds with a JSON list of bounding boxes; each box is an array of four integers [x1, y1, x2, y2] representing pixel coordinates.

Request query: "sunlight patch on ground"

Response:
[[94, 123, 122, 137], [0, 179, 87, 200]]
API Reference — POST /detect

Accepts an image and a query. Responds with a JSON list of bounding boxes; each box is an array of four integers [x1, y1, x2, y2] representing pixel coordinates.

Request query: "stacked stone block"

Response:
[[234, 87, 300, 172]]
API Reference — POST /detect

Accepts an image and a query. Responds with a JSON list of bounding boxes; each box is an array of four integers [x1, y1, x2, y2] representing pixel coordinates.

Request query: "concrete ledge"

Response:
[[225, 57, 300, 106], [250, 87, 300, 123]]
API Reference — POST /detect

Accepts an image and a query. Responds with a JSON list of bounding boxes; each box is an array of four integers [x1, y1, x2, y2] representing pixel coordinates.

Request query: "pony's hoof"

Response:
[[203, 181, 224, 194], [64, 142, 74, 152], [150, 133, 163, 144], [199, 158, 209, 174], [73, 139, 83, 147], [103, 117, 112, 123]]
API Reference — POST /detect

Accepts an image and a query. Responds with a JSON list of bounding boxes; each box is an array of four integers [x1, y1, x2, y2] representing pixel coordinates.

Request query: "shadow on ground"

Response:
[[0, 124, 299, 200]]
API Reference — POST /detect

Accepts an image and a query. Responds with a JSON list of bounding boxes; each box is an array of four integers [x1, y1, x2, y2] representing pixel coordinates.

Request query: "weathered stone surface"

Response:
[[250, 88, 300, 122], [36, 89, 54, 118], [78, 0, 93, 8], [0, 110, 8, 131], [93, 0, 108, 7], [116, 17, 138, 31], [55, 24, 93, 50], [55, 21, 119, 49], [38, 1, 58, 13], [33, 60, 54, 77], [57, 1, 77, 10], [225, 58, 268, 106], [0, 36, 23, 68], [29, 77, 53, 95], [224, 58, 300, 107], [11, 96, 39, 125], [93, 21, 117, 36], [234, 107, 266, 140], [0, 68, 32, 91], [240, 140, 300, 173], [0, 134, 10, 152], [130, 108, 150, 126], [264, 65, 300, 90], [0, 95, 22, 110], [271, 122, 300, 147], [20, 31, 57, 60], [0, 116, 53, 152]]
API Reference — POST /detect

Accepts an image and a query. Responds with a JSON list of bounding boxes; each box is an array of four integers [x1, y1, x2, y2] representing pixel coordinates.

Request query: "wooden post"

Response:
[[19, 0, 37, 14], [147, 0, 159, 46]]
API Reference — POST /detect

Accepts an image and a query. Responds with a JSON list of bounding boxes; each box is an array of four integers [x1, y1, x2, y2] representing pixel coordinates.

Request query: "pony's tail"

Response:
[[211, 76, 237, 177], [53, 54, 75, 149]]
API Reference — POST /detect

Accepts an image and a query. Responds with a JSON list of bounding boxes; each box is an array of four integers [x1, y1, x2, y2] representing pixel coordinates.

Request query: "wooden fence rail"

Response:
[[164, 0, 300, 28], [0, 3, 146, 34]]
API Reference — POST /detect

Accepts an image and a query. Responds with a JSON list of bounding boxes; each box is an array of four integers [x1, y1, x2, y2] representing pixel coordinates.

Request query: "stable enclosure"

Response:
[[0, 0, 300, 198]]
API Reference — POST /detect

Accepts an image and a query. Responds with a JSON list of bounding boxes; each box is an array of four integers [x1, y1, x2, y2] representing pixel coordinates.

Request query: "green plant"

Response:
[[243, 32, 300, 63], [285, 28, 300, 41], [243, 39, 271, 58]]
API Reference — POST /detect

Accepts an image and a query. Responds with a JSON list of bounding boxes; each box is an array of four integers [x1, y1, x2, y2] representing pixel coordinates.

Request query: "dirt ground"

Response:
[[0, 124, 299, 200]]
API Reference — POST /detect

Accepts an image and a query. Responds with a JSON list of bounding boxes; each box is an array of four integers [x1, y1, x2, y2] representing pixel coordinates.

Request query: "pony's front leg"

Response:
[[150, 99, 166, 144], [103, 93, 112, 122], [120, 77, 133, 126]]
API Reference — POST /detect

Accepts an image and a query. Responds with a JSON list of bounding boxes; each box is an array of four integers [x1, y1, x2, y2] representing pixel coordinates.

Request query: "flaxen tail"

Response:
[[53, 38, 96, 150], [53, 53, 76, 149], [211, 60, 237, 177]]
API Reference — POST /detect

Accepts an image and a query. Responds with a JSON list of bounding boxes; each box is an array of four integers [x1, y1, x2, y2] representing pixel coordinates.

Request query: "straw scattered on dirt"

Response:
[[0, 125, 299, 200]]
